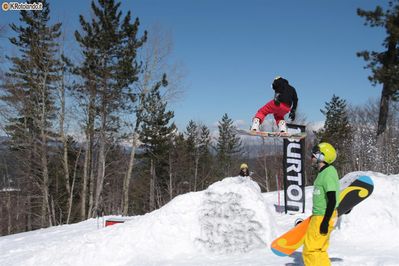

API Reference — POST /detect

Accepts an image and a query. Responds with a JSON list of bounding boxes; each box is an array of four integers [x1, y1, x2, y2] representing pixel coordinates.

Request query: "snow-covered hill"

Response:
[[1, 171, 399, 266]]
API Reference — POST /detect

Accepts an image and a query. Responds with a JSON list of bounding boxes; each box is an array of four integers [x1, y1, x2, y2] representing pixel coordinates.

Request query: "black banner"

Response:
[[283, 124, 306, 213]]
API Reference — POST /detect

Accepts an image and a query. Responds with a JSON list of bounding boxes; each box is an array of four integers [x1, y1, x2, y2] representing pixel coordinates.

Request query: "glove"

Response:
[[289, 109, 296, 121], [251, 118, 260, 131], [320, 218, 329, 235]]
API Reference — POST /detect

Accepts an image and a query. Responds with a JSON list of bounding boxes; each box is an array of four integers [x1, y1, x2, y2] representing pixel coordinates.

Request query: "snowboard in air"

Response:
[[270, 175, 374, 257], [236, 129, 307, 140]]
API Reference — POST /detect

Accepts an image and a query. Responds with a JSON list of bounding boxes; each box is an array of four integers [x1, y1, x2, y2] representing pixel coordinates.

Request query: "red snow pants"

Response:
[[254, 100, 291, 125]]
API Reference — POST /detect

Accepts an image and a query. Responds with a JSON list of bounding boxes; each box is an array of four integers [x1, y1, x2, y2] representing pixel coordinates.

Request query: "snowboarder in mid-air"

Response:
[[251, 76, 298, 132], [303, 142, 340, 266]]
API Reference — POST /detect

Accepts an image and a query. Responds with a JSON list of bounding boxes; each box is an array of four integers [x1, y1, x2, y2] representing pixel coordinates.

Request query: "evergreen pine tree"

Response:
[[316, 95, 352, 174], [4, 0, 61, 149], [185, 120, 199, 190], [216, 113, 242, 177], [198, 124, 212, 189], [74, 0, 147, 217], [1, 0, 62, 228], [184, 120, 212, 191], [138, 74, 176, 209], [168, 132, 189, 196], [199, 125, 211, 158], [185, 120, 198, 154], [357, 1, 399, 136]]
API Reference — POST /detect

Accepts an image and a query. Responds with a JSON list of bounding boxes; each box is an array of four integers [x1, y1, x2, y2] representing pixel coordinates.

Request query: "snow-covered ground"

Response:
[[1, 171, 398, 266]]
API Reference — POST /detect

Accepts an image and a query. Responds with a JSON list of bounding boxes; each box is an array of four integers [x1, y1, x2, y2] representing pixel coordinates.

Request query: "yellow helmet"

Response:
[[240, 163, 248, 169], [312, 142, 337, 164]]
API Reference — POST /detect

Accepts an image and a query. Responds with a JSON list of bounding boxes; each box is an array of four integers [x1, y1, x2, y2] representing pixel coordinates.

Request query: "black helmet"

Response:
[[272, 76, 288, 91]]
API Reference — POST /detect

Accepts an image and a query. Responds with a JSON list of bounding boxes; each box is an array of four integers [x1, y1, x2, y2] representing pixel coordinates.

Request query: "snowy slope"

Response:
[[1, 172, 399, 266]]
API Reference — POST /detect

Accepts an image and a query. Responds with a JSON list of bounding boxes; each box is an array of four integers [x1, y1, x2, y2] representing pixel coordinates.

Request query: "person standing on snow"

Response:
[[303, 142, 340, 266], [239, 163, 250, 177], [251, 76, 298, 132]]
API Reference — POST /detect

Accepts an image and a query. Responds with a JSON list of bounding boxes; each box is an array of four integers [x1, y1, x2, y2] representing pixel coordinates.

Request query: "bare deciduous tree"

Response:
[[122, 25, 185, 215]]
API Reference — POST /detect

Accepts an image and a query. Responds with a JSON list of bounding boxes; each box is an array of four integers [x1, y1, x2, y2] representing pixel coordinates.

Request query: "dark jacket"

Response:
[[272, 78, 298, 111], [239, 169, 249, 177]]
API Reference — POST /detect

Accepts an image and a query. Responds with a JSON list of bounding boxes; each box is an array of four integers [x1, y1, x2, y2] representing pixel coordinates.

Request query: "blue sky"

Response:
[[0, 0, 387, 131]]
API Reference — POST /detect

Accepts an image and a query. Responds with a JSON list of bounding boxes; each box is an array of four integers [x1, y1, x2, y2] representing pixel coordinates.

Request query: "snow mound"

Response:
[[2, 172, 399, 266], [0, 176, 273, 266], [334, 172, 399, 244], [196, 176, 275, 253]]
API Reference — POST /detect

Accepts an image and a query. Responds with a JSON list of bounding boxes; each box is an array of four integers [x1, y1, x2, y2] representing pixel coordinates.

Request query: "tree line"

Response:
[[0, 0, 398, 236], [0, 0, 245, 235]]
